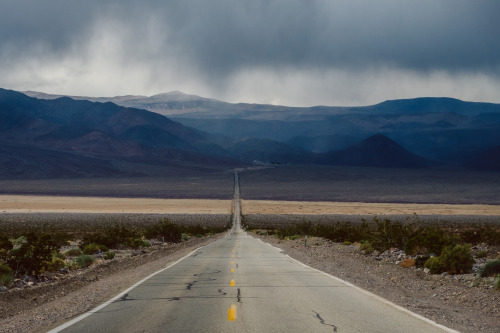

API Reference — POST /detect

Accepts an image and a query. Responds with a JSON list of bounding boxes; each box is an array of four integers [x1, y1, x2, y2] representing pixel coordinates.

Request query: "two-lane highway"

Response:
[[50, 172, 457, 332]]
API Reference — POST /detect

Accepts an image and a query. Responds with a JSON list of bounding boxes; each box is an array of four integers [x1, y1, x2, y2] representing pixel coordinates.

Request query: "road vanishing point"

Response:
[[49, 172, 458, 333]]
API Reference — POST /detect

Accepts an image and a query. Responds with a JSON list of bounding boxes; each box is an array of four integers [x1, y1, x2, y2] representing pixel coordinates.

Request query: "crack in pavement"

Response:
[[313, 310, 338, 332]]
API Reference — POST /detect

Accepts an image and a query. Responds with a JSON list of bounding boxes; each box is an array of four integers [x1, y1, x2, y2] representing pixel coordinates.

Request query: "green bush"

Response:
[[460, 226, 500, 245], [476, 251, 487, 258], [64, 248, 82, 257], [7, 233, 59, 276], [0, 234, 12, 252], [479, 259, 500, 278], [404, 227, 454, 255], [82, 225, 141, 249], [0, 261, 14, 286], [371, 217, 415, 251], [75, 254, 95, 268], [83, 243, 109, 255], [12, 236, 27, 247], [43, 255, 65, 272], [145, 220, 182, 243], [424, 256, 444, 274], [128, 238, 150, 249], [103, 251, 115, 260], [440, 244, 475, 274], [359, 241, 374, 255]]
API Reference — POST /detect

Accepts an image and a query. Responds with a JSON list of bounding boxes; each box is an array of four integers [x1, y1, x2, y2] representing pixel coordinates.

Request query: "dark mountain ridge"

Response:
[[4, 89, 500, 177], [0, 89, 241, 178], [316, 134, 433, 168]]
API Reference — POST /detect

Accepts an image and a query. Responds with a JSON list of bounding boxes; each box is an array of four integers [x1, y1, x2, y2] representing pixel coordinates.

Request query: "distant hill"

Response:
[[227, 138, 313, 165], [466, 146, 500, 171], [10, 89, 500, 173], [0, 142, 122, 179], [316, 134, 433, 168], [0, 89, 241, 178]]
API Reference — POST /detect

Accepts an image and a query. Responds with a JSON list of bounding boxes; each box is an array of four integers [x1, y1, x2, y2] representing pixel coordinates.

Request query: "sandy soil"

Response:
[[2, 195, 499, 217], [0, 195, 232, 214], [242, 200, 500, 216]]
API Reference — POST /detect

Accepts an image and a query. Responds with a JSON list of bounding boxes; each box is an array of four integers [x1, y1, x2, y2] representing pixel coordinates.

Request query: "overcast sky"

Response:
[[1, 0, 499, 106]]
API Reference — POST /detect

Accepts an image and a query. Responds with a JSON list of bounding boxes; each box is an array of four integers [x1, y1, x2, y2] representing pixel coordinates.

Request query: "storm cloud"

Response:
[[1, 0, 499, 106]]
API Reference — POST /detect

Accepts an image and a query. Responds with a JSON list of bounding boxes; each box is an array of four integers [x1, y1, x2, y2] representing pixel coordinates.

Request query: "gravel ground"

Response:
[[255, 234, 500, 333], [1, 232, 498, 333]]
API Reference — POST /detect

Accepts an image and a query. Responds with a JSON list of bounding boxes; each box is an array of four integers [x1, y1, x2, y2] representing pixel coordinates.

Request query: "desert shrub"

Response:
[[49, 232, 71, 247], [12, 236, 27, 247], [64, 248, 82, 257], [185, 224, 206, 237], [145, 220, 182, 243], [495, 274, 500, 291], [479, 259, 500, 278], [371, 217, 415, 252], [415, 255, 430, 268], [103, 251, 115, 260], [284, 235, 301, 240], [359, 241, 374, 255], [83, 243, 109, 254], [7, 233, 59, 276], [424, 256, 444, 274], [75, 254, 95, 268], [129, 238, 150, 248], [460, 226, 500, 245], [404, 227, 454, 255], [343, 241, 352, 245], [295, 221, 314, 236], [0, 234, 12, 252], [82, 225, 141, 249], [43, 255, 65, 272], [439, 244, 475, 274], [315, 222, 364, 243], [0, 261, 14, 286], [0, 234, 12, 262], [476, 251, 487, 259], [65, 260, 80, 270]]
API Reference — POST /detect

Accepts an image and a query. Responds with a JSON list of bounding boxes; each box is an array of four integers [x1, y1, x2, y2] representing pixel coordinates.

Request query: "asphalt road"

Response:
[[50, 172, 457, 333]]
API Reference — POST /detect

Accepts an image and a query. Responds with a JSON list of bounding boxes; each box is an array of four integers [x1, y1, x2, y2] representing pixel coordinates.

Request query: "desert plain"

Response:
[[1, 194, 499, 216]]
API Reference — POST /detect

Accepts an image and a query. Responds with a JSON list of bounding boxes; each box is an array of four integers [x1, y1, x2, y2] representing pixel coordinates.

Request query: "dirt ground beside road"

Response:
[[0, 195, 232, 214], [242, 200, 500, 216]]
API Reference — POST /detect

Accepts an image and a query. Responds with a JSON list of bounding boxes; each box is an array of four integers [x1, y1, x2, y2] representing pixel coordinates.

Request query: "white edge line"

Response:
[[261, 237, 461, 333], [47, 238, 222, 333]]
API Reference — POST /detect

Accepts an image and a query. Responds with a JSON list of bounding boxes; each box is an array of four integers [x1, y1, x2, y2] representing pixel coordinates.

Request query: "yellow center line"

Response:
[[230, 279, 235, 287], [228, 304, 237, 321], [231, 268, 235, 272]]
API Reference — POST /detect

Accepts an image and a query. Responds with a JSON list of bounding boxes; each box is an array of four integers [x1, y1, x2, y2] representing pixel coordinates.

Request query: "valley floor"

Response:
[[1, 195, 499, 216]]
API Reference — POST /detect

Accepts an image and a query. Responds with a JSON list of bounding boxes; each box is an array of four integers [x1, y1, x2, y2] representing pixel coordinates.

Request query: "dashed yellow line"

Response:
[[230, 279, 235, 287], [228, 304, 237, 321]]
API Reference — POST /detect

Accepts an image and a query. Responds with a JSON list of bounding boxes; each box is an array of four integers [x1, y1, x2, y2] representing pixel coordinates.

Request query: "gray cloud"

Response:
[[1, 0, 499, 106]]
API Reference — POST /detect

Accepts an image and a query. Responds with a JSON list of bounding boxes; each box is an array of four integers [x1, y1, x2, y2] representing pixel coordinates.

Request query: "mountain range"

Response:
[[0, 88, 498, 178]]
